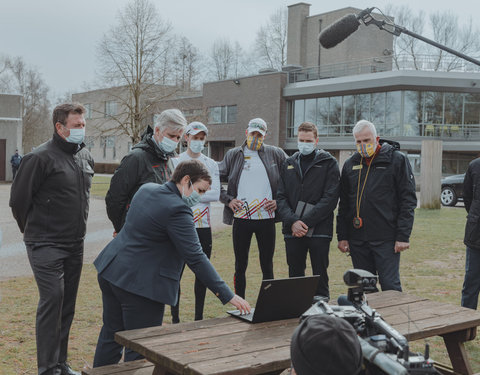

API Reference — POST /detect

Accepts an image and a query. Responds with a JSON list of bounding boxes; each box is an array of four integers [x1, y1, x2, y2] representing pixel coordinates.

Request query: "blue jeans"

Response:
[[461, 247, 480, 310]]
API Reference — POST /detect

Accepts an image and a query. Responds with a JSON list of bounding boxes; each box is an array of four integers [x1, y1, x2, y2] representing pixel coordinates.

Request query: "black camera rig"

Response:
[[301, 269, 440, 375]]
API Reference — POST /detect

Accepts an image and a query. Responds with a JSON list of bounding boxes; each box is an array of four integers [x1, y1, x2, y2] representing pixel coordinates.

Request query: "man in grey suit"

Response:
[[93, 159, 250, 367]]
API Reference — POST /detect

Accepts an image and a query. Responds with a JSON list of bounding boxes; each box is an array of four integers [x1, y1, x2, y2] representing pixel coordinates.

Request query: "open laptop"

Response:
[[227, 276, 320, 323]]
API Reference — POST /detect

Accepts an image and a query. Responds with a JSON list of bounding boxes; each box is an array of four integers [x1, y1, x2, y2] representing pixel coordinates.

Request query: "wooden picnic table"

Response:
[[115, 290, 480, 375]]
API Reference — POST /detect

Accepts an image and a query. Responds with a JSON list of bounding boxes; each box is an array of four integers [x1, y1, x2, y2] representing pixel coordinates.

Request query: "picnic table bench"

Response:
[[87, 290, 480, 375]]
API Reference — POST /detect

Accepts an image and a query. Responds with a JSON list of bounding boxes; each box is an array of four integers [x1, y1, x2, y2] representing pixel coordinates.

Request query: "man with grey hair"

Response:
[[336, 120, 417, 291], [106, 108, 186, 235]]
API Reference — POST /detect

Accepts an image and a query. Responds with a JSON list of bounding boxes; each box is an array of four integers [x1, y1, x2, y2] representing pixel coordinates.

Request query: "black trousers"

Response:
[[349, 240, 402, 292], [232, 218, 275, 298], [26, 242, 83, 375], [170, 228, 213, 322], [285, 237, 331, 298], [93, 275, 165, 367]]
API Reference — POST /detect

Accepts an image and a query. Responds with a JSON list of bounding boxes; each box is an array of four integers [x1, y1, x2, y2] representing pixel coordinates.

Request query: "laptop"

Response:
[[227, 276, 320, 323]]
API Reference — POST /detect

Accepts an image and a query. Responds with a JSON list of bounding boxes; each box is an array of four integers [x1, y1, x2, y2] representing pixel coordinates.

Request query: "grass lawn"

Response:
[[1, 205, 479, 374]]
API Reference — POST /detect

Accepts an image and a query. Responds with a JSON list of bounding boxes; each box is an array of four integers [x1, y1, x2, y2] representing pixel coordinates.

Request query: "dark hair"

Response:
[[298, 122, 318, 138], [171, 159, 212, 185], [53, 103, 86, 128]]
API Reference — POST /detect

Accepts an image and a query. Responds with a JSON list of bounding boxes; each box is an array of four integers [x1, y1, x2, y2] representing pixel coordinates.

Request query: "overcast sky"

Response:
[[1, 0, 478, 98]]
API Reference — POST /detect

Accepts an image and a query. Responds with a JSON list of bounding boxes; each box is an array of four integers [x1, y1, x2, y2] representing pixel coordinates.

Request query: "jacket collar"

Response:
[[290, 149, 333, 164], [351, 143, 394, 164], [165, 181, 181, 197], [52, 132, 85, 154], [133, 130, 171, 161]]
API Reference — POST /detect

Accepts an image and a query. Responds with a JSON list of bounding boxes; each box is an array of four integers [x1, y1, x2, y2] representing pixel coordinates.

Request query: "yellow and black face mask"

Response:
[[246, 134, 263, 151]]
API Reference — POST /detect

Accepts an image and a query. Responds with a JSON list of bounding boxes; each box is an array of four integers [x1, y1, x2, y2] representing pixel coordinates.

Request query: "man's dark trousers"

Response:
[[348, 240, 401, 292], [461, 246, 480, 309], [232, 218, 275, 298], [285, 237, 330, 298], [26, 242, 83, 375]]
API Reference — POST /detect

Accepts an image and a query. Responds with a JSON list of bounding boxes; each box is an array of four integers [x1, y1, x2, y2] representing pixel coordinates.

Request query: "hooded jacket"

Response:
[[337, 142, 417, 243], [105, 127, 175, 233], [277, 149, 340, 238], [10, 132, 94, 243]]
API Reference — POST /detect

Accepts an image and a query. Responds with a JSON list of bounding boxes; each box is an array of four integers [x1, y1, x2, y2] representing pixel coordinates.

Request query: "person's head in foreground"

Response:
[[171, 159, 211, 206], [290, 314, 363, 375]]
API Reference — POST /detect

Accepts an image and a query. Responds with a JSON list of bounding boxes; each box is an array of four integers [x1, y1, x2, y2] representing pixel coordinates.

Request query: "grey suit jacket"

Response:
[[94, 181, 233, 306]]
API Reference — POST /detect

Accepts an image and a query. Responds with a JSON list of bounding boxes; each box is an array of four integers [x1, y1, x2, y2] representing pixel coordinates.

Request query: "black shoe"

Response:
[[58, 362, 81, 375]]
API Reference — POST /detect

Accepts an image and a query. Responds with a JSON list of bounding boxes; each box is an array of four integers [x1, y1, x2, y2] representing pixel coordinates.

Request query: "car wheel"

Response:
[[441, 186, 457, 206]]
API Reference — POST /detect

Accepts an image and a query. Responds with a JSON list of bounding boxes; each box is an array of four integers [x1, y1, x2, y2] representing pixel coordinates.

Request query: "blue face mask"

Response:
[[154, 134, 178, 154], [297, 141, 316, 155], [65, 128, 85, 144], [189, 140, 205, 154], [182, 180, 201, 207]]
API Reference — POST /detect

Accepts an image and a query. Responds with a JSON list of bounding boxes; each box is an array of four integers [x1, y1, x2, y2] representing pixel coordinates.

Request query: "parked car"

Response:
[[440, 174, 465, 206]]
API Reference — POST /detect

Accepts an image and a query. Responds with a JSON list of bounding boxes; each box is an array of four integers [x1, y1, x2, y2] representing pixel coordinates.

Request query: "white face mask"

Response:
[[297, 141, 316, 155], [65, 128, 85, 144], [189, 140, 205, 154], [154, 134, 178, 154]]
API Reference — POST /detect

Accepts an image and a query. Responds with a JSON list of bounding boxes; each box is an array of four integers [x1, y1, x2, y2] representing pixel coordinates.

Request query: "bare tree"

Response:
[[210, 38, 236, 80], [96, 0, 174, 143], [173, 36, 201, 91], [0, 55, 51, 153], [254, 8, 288, 70], [385, 5, 480, 71]]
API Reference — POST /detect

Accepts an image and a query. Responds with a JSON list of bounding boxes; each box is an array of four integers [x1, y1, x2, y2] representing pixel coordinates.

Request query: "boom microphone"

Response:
[[319, 8, 374, 49]]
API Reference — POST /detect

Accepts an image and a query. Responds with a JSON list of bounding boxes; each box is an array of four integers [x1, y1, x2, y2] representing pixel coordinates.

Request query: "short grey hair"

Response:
[[154, 109, 187, 132], [353, 120, 377, 138]]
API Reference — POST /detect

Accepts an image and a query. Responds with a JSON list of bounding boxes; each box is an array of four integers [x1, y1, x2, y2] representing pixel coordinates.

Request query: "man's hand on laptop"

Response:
[[229, 295, 251, 314]]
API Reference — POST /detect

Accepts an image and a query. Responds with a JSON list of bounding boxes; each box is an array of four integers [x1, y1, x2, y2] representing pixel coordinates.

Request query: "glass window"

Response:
[[403, 91, 422, 136], [464, 94, 480, 125], [208, 106, 222, 124], [84, 103, 92, 119], [370, 93, 386, 135], [226, 105, 237, 123], [343, 95, 355, 134], [317, 98, 329, 135], [104, 101, 117, 117], [385, 91, 401, 136], [305, 99, 317, 124], [355, 94, 370, 122], [293, 100, 305, 136]]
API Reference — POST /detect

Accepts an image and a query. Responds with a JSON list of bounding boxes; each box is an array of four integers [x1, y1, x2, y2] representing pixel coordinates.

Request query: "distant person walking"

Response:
[[10, 149, 22, 180], [461, 157, 480, 310]]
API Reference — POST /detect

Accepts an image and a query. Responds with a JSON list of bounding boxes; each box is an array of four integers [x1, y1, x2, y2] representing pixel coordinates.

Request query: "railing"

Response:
[[288, 54, 480, 84]]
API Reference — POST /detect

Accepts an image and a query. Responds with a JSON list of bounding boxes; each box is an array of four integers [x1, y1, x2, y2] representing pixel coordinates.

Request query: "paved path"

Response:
[[0, 183, 228, 280]]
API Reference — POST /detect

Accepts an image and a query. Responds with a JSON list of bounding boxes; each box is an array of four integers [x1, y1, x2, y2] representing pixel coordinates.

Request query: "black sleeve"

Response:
[[394, 153, 417, 242], [463, 164, 473, 213], [218, 151, 234, 205], [302, 159, 340, 228], [105, 153, 141, 233], [276, 160, 298, 231], [9, 154, 46, 233], [336, 162, 350, 241]]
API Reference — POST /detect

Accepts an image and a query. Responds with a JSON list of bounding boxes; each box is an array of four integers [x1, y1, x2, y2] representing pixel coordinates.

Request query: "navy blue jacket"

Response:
[[463, 158, 480, 250], [94, 181, 234, 306]]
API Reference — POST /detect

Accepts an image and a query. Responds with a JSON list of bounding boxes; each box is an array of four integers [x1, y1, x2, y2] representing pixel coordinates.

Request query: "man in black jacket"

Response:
[[337, 120, 417, 292], [105, 108, 186, 323], [461, 157, 480, 309], [277, 122, 340, 298], [10, 103, 94, 375]]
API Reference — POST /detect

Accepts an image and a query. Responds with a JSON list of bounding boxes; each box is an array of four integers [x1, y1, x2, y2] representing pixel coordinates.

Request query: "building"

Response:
[[73, 4, 480, 176], [0, 94, 23, 181]]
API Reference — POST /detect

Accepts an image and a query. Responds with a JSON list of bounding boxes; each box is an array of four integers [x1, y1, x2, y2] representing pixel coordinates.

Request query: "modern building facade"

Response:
[[72, 4, 480, 176], [0, 94, 23, 181]]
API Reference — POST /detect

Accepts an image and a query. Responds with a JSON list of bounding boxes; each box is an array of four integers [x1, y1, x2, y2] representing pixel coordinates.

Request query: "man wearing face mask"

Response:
[[337, 120, 417, 292], [105, 108, 186, 236], [219, 118, 287, 298], [172, 121, 220, 320], [277, 122, 340, 300], [10, 103, 94, 375]]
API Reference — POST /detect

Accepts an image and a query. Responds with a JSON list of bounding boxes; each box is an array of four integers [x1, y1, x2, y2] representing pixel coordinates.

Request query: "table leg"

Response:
[[153, 364, 176, 375], [441, 329, 476, 375]]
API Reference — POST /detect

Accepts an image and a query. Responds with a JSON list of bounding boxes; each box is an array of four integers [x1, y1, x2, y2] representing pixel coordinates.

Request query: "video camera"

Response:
[[301, 269, 440, 375]]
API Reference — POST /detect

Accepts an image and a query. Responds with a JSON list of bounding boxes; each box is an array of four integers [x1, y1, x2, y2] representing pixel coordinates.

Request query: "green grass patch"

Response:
[[90, 175, 111, 198], [1, 206, 479, 373]]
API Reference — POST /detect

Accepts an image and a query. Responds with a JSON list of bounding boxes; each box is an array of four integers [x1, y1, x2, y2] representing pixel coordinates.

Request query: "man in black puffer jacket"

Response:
[[462, 157, 480, 309], [277, 122, 340, 299], [337, 120, 417, 292]]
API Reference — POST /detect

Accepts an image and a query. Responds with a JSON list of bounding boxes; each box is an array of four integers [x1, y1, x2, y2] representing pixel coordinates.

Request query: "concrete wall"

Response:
[[0, 94, 23, 181], [287, 5, 394, 68]]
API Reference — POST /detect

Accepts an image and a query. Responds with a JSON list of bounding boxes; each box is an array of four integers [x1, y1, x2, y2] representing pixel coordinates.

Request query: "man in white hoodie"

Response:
[[173, 121, 221, 320]]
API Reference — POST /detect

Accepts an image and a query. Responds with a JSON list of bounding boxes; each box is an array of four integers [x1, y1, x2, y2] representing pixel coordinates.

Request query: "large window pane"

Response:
[[356, 94, 370, 122], [371, 93, 385, 135], [404, 91, 422, 136], [305, 99, 316, 124], [329, 96, 342, 135], [226, 105, 237, 123], [343, 95, 355, 134], [423, 91, 443, 136], [293, 100, 305, 136], [317, 98, 329, 135], [464, 94, 480, 139], [385, 91, 401, 136], [208, 107, 222, 124]]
